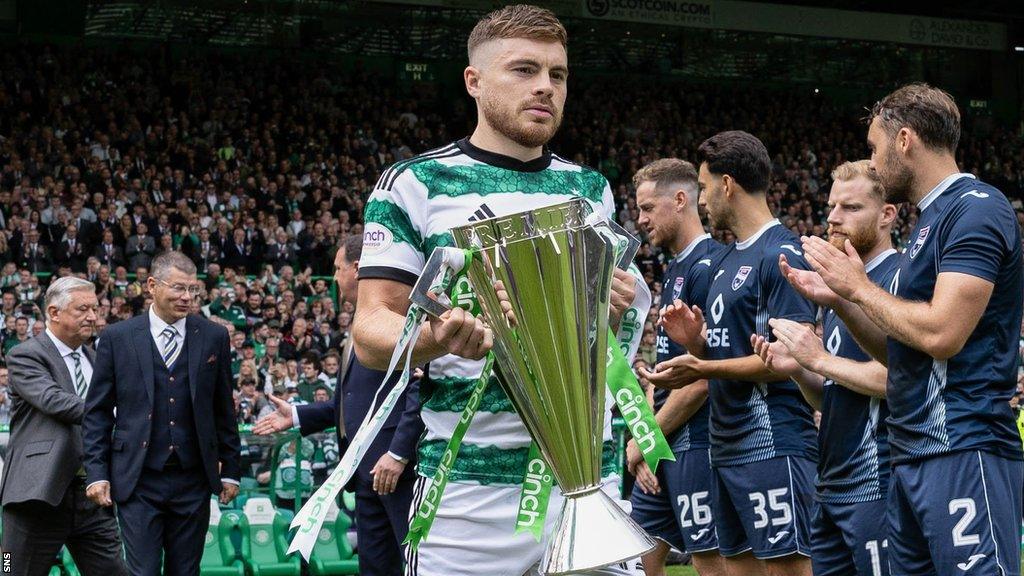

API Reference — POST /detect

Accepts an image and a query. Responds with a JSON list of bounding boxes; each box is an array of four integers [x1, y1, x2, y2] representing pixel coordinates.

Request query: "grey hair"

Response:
[[44, 276, 96, 312], [150, 251, 198, 280]]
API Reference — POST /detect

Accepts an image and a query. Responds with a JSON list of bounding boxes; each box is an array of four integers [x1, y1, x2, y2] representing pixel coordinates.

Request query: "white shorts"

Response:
[[404, 475, 644, 576]]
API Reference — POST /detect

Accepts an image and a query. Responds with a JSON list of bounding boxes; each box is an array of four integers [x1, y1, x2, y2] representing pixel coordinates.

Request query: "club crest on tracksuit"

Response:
[[672, 277, 685, 299], [909, 226, 931, 259], [732, 266, 752, 291]]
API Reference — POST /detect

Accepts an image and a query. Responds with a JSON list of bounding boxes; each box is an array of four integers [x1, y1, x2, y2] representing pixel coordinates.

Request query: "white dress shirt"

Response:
[[148, 305, 186, 355], [46, 328, 92, 393]]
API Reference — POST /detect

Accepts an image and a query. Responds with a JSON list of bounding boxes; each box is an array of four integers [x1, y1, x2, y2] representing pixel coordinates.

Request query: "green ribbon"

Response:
[[513, 442, 554, 541], [606, 328, 675, 473], [405, 352, 496, 549]]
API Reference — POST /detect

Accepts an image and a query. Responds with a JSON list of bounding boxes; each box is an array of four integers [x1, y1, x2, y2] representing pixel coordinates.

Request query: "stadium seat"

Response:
[[237, 497, 300, 576], [201, 498, 245, 576], [307, 502, 359, 576]]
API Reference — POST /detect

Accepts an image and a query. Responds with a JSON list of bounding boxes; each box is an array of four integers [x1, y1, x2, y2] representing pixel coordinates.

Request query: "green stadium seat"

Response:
[[201, 499, 245, 576], [237, 497, 300, 576], [308, 502, 359, 576]]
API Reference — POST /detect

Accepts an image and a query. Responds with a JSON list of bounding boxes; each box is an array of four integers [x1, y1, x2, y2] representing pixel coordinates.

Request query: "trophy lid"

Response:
[[449, 198, 593, 251]]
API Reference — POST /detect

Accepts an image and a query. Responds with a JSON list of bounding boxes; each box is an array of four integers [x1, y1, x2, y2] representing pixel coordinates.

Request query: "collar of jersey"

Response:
[[672, 233, 712, 263], [736, 219, 781, 251], [917, 172, 976, 211], [457, 137, 552, 173], [864, 248, 898, 273]]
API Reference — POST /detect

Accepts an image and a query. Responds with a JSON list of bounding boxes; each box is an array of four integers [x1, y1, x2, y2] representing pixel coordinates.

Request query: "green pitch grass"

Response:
[[666, 566, 699, 576]]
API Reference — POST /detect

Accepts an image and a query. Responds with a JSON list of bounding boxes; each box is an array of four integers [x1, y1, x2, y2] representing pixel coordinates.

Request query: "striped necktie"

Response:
[[161, 326, 181, 367], [69, 352, 87, 397]]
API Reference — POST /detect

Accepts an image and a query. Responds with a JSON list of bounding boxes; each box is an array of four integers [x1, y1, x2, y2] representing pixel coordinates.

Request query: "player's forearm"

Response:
[[697, 354, 778, 382], [353, 306, 446, 371], [833, 299, 889, 365], [656, 381, 708, 436], [789, 368, 824, 410], [809, 355, 887, 399], [850, 281, 954, 360]]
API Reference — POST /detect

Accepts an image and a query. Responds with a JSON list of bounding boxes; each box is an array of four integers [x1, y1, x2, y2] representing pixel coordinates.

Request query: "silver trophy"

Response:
[[446, 198, 655, 574]]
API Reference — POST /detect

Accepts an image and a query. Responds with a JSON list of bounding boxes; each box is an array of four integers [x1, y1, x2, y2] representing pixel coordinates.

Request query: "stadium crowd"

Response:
[[0, 44, 1021, 427]]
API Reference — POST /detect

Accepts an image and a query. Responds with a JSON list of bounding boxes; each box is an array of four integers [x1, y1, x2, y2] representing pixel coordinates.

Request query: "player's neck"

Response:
[[469, 124, 544, 163], [858, 238, 894, 268], [910, 155, 961, 205], [730, 199, 775, 243], [669, 216, 707, 256]]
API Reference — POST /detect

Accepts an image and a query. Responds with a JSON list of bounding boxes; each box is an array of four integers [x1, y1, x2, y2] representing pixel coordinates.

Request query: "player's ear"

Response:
[[721, 174, 735, 199], [464, 66, 482, 98], [674, 188, 688, 212], [879, 203, 898, 228], [897, 127, 913, 155]]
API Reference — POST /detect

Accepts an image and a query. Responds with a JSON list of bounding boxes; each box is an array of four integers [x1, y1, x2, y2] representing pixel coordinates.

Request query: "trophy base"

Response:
[[541, 487, 657, 575]]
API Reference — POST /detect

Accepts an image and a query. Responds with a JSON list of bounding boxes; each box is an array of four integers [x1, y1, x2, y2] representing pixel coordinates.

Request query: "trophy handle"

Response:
[[409, 247, 468, 318]]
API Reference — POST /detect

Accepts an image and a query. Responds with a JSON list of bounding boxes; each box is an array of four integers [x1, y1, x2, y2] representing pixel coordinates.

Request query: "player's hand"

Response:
[[371, 454, 407, 495], [626, 439, 643, 475], [253, 393, 294, 435], [220, 482, 239, 505], [87, 481, 113, 507], [799, 236, 870, 303], [659, 300, 706, 351], [751, 333, 803, 379], [769, 319, 827, 372], [609, 269, 637, 329], [638, 354, 704, 390], [494, 279, 517, 327], [779, 254, 840, 308], [632, 458, 660, 495], [429, 306, 493, 360]]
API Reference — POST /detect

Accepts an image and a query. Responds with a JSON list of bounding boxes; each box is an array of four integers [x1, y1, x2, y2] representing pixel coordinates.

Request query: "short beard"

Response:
[[827, 224, 879, 256], [880, 143, 914, 204], [480, 96, 561, 148]]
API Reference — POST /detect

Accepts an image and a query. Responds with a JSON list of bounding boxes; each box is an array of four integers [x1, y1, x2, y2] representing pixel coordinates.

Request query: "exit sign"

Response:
[[400, 62, 436, 83]]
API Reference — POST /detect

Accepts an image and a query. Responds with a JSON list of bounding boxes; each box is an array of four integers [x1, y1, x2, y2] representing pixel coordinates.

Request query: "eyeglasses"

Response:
[[156, 278, 203, 297]]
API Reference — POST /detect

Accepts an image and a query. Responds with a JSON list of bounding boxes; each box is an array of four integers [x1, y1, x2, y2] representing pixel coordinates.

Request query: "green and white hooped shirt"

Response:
[[359, 138, 650, 486]]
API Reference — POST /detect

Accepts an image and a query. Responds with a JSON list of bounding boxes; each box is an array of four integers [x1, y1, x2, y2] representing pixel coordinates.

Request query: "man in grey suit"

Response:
[[1, 277, 127, 576]]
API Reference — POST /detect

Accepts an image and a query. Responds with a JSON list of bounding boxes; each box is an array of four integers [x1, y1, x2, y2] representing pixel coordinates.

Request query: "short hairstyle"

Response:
[[696, 130, 771, 194], [45, 276, 95, 312], [467, 4, 567, 59], [632, 159, 699, 196], [342, 234, 362, 264], [150, 251, 197, 280], [831, 160, 885, 202], [869, 83, 960, 153]]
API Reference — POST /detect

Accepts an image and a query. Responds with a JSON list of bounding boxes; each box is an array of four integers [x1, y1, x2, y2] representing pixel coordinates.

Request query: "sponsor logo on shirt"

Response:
[[362, 223, 393, 256]]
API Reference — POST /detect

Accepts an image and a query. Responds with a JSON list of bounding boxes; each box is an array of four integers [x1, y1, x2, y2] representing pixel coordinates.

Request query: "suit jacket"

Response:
[[83, 313, 241, 503], [93, 243, 126, 270], [295, 347, 422, 488], [0, 335, 92, 506], [57, 239, 88, 272], [124, 235, 155, 270]]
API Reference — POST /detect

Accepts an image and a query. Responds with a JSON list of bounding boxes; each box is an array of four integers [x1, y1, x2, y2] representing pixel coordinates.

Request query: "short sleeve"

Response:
[[763, 244, 816, 325], [938, 195, 1014, 283], [358, 170, 428, 286], [684, 255, 715, 310]]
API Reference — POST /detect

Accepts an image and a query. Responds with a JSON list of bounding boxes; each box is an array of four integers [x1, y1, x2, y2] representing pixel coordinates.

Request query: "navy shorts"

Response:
[[629, 448, 718, 553], [888, 450, 1023, 576], [712, 455, 814, 559], [811, 499, 890, 576]]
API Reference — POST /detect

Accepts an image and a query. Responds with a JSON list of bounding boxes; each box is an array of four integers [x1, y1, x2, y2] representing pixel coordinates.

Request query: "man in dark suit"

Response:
[[1, 277, 128, 576], [56, 224, 88, 274], [84, 251, 241, 576], [255, 235, 421, 576], [20, 229, 52, 274], [93, 229, 125, 270]]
